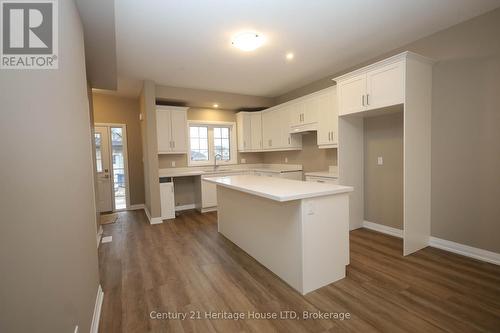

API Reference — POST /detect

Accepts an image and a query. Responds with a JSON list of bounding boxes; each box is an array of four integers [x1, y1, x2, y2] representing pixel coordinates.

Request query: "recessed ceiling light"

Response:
[[231, 31, 265, 52], [213, 103, 219, 108], [286, 52, 294, 60]]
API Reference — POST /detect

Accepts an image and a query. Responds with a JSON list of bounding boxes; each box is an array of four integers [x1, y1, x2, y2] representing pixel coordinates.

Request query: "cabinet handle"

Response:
[[328, 131, 331, 141], [172, 141, 175, 148], [362, 95, 365, 106], [366, 94, 369, 105], [288, 137, 290, 145]]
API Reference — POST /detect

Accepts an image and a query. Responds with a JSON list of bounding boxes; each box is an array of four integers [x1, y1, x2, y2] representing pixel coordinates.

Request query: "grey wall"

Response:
[[0, 1, 100, 332], [275, 8, 500, 253]]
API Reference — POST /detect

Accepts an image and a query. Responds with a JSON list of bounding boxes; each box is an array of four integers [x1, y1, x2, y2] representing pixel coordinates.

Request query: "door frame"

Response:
[[95, 123, 131, 211]]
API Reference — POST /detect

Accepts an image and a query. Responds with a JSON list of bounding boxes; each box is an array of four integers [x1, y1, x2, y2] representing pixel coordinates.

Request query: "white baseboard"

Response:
[[361, 221, 499, 266], [363, 220, 403, 238], [144, 206, 163, 225], [96, 226, 103, 248], [128, 204, 145, 210], [90, 285, 104, 333], [429, 237, 500, 266], [201, 207, 217, 213], [175, 204, 196, 211]]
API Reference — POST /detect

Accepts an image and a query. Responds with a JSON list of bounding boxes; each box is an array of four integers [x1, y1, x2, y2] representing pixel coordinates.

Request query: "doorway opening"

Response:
[[94, 124, 130, 212]]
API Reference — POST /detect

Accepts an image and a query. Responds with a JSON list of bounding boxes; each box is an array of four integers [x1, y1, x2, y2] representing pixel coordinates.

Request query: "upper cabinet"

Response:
[[156, 106, 188, 154], [336, 57, 405, 116], [316, 87, 338, 148], [236, 111, 264, 152]]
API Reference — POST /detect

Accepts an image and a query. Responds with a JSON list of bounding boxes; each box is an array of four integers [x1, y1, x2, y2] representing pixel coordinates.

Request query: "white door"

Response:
[[250, 112, 262, 150], [366, 61, 405, 110], [156, 109, 172, 153], [337, 73, 367, 115], [160, 182, 175, 219], [317, 88, 338, 146], [302, 95, 319, 125], [170, 109, 188, 152], [95, 126, 113, 212]]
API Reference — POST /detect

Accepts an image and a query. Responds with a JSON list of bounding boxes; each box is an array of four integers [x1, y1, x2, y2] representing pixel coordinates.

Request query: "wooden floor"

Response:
[[98, 210, 500, 333]]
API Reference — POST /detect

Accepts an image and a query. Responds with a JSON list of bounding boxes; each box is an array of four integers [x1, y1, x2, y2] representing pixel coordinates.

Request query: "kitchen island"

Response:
[[203, 175, 353, 295]]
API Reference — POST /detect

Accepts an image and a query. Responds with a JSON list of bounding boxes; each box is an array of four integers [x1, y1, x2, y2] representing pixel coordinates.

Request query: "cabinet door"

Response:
[[201, 179, 217, 208], [156, 109, 172, 153], [280, 105, 301, 148], [250, 112, 262, 150], [366, 61, 405, 110], [262, 109, 280, 149], [303, 95, 319, 125], [170, 109, 188, 153], [289, 100, 305, 127], [237, 112, 252, 151], [160, 182, 175, 219], [337, 73, 366, 115], [317, 88, 338, 146]]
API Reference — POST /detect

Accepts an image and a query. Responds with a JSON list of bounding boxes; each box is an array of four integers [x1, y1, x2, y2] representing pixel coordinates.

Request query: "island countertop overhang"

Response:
[[203, 175, 353, 202]]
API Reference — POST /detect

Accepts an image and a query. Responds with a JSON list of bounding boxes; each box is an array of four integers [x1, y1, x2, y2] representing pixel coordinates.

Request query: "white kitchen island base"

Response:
[[214, 180, 351, 295]]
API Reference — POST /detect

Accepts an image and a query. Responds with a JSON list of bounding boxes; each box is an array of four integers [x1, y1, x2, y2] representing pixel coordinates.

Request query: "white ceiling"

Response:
[[115, 0, 500, 97]]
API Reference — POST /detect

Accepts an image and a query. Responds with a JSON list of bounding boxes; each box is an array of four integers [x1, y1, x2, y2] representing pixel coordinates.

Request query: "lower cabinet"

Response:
[[160, 180, 175, 219]]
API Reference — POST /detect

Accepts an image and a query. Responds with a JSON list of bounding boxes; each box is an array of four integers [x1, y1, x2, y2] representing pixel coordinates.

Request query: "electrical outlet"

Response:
[[284, 157, 288, 163], [171, 161, 176, 167], [377, 156, 383, 165], [307, 202, 315, 215], [241, 158, 246, 164]]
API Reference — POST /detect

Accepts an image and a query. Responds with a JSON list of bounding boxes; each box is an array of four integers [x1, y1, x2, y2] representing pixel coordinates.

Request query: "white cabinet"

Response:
[[280, 105, 302, 149], [250, 112, 263, 150], [160, 181, 175, 219], [366, 61, 405, 110], [336, 60, 404, 116], [156, 106, 188, 154], [236, 111, 263, 151], [236, 112, 252, 151], [262, 108, 282, 149], [201, 177, 217, 210], [290, 97, 319, 128], [316, 87, 338, 148]]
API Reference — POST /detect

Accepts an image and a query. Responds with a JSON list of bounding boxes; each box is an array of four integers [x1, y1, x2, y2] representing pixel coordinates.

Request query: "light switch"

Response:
[[377, 156, 383, 165]]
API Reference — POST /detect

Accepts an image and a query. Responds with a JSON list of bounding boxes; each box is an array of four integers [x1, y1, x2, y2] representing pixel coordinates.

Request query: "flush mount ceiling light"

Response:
[[286, 52, 295, 60], [231, 31, 265, 51], [213, 103, 219, 108]]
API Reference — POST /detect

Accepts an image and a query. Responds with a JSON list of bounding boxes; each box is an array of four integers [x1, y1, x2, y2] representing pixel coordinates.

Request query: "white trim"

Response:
[[201, 207, 217, 213], [90, 285, 104, 333], [175, 204, 196, 211], [187, 121, 238, 167], [144, 206, 163, 225], [156, 105, 189, 112], [429, 237, 500, 266], [128, 204, 145, 210], [96, 225, 103, 248], [362, 220, 403, 238]]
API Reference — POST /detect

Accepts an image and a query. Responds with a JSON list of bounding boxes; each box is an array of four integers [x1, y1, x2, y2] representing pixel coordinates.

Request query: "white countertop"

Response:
[[203, 175, 353, 202], [159, 164, 302, 178], [304, 171, 338, 178]]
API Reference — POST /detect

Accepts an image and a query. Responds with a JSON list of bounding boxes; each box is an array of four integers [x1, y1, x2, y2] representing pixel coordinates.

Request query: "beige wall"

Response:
[[364, 112, 404, 229], [140, 80, 162, 217], [262, 133, 337, 172], [0, 1, 100, 332], [92, 93, 145, 205], [274, 8, 500, 253]]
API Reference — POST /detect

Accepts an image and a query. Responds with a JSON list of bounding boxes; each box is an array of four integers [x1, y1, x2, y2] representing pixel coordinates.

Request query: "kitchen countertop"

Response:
[[159, 164, 303, 178], [203, 174, 352, 202], [304, 171, 338, 178]]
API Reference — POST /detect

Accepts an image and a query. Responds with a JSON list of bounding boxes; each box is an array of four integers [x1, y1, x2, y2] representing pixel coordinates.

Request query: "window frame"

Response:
[[187, 120, 237, 166]]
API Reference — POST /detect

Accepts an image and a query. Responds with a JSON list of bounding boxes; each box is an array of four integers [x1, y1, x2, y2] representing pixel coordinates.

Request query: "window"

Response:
[[94, 133, 103, 172], [188, 122, 236, 166]]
